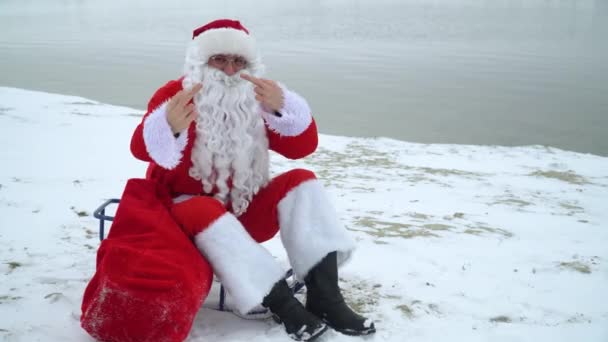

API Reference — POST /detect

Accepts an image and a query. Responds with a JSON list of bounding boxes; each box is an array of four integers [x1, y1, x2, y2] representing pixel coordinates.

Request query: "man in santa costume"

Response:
[[81, 19, 375, 342]]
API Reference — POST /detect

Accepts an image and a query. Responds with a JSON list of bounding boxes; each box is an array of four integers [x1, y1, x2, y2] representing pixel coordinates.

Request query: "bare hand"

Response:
[[166, 83, 203, 135], [240, 74, 284, 112]]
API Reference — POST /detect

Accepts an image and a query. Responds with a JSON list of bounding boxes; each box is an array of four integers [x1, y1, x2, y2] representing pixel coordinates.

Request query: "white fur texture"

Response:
[[172, 194, 194, 204], [194, 213, 285, 315], [142, 102, 188, 169], [277, 179, 356, 279], [263, 84, 313, 137], [190, 28, 257, 64]]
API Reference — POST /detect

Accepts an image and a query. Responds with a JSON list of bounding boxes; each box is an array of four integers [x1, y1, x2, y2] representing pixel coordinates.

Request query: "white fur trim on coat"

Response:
[[277, 179, 356, 279], [190, 28, 257, 65], [172, 194, 194, 204], [142, 102, 188, 169], [262, 85, 313, 137], [193, 213, 285, 315]]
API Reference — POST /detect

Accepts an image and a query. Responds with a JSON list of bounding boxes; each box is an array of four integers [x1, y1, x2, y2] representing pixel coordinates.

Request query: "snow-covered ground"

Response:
[[0, 87, 607, 341]]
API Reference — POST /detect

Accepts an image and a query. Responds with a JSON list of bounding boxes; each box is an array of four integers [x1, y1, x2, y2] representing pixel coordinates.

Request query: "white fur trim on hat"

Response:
[[190, 27, 257, 64]]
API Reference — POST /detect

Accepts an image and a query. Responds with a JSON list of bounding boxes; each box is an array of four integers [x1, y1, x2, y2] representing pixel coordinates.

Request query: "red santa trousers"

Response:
[[170, 168, 355, 316]]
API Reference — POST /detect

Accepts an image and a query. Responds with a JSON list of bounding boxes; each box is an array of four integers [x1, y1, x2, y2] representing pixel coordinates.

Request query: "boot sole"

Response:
[[301, 324, 329, 342], [274, 315, 330, 342], [321, 318, 376, 336], [333, 326, 376, 336]]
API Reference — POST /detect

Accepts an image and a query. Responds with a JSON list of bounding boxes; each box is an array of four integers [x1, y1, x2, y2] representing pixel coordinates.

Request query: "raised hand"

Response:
[[240, 74, 284, 113], [166, 83, 203, 135]]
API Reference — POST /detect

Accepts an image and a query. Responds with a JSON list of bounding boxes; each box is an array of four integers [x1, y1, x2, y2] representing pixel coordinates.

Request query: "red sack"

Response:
[[81, 179, 213, 342]]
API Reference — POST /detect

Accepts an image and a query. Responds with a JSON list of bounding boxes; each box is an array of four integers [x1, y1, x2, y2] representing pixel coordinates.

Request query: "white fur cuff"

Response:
[[262, 85, 313, 137], [194, 213, 285, 315], [277, 179, 356, 279], [142, 102, 188, 169]]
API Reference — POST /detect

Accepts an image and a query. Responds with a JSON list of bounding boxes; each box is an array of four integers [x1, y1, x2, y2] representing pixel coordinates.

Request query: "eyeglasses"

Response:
[[208, 55, 248, 69]]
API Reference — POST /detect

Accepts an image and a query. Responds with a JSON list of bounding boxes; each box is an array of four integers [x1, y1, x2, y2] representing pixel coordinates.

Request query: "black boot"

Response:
[[262, 279, 328, 341], [305, 252, 376, 336]]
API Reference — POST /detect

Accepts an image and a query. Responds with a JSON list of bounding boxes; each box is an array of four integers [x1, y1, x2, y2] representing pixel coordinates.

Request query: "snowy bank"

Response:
[[0, 87, 607, 341]]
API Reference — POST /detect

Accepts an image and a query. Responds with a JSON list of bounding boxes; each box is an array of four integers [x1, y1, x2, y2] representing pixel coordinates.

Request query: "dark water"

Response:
[[1, 0, 607, 155]]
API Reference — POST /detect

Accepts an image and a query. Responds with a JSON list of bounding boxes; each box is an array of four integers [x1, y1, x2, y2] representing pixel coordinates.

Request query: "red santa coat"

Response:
[[130, 78, 319, 198]]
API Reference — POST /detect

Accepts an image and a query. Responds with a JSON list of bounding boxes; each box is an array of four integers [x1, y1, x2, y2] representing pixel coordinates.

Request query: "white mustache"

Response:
[[203, 68, 247, 88]]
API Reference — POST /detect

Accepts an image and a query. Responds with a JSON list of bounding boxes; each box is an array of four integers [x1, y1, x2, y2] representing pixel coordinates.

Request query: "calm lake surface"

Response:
[[1, 0, 607, 155]]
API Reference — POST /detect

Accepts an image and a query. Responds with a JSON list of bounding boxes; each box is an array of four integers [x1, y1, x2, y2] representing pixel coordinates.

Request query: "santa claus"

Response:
[[81, 19, 375, 342]]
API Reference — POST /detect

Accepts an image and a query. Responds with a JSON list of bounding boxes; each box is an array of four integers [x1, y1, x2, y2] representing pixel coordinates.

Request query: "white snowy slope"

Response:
[[0, 87, 607, 342]]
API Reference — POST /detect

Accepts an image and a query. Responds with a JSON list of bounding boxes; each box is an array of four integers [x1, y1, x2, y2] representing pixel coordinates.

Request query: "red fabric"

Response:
[[171, 168, 317, 242], [238, 168, 317, 242], [81, 179, 213, 342], [171, 196, 227, 237], [192, 19, 250, 39], [130, 80, 318, 198], [266, 120, 319, 160]]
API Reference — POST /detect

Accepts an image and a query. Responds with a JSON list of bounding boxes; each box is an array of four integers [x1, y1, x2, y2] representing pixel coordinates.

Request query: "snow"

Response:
[[1, 86, 607, 341]]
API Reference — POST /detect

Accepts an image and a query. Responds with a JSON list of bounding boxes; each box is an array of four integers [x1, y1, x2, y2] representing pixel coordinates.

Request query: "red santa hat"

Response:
[[190, 19, 257, 64]]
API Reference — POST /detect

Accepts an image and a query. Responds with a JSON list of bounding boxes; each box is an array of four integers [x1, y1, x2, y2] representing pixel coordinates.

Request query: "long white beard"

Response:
[[182, 65, 270, 216]]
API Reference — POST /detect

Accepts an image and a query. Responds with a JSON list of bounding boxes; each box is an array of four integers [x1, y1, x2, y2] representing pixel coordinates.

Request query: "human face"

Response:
[[207, 54, 248, 76]]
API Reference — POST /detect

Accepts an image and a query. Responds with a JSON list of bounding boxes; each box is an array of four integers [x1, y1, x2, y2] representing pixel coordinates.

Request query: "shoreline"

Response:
[[2, 85, 606, 159]]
